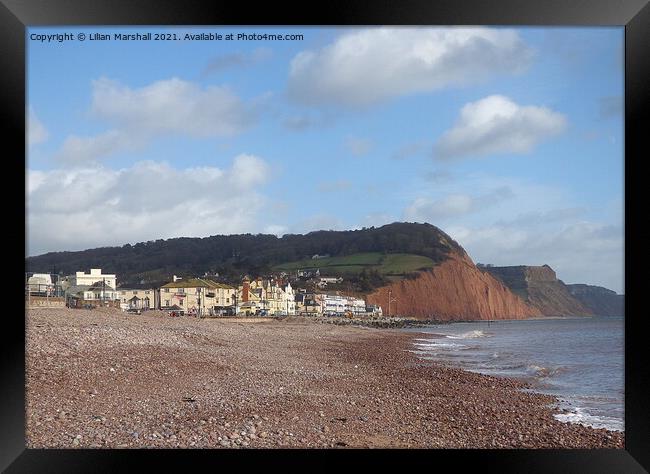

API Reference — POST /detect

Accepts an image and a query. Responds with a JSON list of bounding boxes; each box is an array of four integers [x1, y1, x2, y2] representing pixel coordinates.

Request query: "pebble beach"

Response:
[[25, 307, 624, 449]]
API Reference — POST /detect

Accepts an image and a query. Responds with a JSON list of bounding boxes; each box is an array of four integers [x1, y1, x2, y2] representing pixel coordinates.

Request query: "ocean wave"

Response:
[[446, 330, 491, 339], [526, 365, 568, 378], [413, 341, 466, 350], [554, 406, 624, 432]]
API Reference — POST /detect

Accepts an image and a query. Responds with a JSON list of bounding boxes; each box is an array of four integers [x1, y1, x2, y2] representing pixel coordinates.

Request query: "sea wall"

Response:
[[26, 296, 66, 309]]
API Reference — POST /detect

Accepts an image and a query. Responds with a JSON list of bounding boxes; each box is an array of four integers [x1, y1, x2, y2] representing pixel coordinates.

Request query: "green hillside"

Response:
[[26, 222, 464, 287], [274, 252, 435, 276]]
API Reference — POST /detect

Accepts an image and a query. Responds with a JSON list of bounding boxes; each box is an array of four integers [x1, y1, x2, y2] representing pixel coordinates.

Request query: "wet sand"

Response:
[[25, 307, 624, 449]]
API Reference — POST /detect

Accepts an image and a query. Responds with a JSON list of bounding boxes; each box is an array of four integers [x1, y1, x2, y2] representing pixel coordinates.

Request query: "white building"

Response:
[[62, 268, 117, 293], [27, 273, 54, 295], [346, 297, 367, 315], [317, 276, 343, 288], [320, 293, 368, 316], [62, 268, 119, 304], [66, 282, 119, 302], [321, 294, 349, 315]]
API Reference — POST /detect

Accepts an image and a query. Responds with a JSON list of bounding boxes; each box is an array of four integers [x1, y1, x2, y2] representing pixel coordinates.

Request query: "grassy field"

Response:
[[273, 252, 435, 276]]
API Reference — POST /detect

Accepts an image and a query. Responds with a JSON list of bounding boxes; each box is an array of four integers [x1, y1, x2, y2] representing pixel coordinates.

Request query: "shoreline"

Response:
[[26, 307, 624, 448]]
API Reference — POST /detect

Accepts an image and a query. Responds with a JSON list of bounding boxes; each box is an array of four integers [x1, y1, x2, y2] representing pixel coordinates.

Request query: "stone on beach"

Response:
[[25, 307, 623, 449]]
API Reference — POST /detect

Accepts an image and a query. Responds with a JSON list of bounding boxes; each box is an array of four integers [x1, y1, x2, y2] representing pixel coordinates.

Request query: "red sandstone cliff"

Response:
[[366, 252, 542, 321]]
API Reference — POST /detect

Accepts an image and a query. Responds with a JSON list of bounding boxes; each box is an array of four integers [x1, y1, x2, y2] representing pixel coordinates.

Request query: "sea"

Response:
[[402, 316, 624, 432]]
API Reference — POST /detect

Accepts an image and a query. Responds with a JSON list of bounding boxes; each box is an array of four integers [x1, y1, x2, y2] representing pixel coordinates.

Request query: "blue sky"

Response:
[[26, 26, 624, 292]]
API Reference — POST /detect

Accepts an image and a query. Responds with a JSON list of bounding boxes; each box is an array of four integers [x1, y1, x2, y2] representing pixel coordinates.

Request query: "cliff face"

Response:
[[366, 253, 542, 321], [566, 284, 624, 317], [482, 265, 593, 317]]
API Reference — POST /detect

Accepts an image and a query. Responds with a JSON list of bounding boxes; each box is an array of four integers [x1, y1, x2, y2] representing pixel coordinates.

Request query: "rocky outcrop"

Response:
[[481, 265, 592, 317], [566, 284, 624, 317], [365, 253, 541, 321]]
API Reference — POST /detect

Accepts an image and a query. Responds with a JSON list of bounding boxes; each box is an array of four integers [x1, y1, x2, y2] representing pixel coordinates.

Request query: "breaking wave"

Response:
[[413, 341, 466, 350], [446, 330, 491, 339], [554, 406, 624, 432], [526, 365, 568, 378]]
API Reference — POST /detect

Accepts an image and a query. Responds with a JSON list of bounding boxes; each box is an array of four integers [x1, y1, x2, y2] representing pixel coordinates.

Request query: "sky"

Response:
[[26, 26, 624, 293]]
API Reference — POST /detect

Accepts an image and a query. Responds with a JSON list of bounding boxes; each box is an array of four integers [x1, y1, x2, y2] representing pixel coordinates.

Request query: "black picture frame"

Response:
[[4, 0, 648, 472]]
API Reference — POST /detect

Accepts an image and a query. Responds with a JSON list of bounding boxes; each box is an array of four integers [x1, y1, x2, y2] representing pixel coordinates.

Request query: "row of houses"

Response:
[[296, 292, 381, 316], [27, 268, 383, 317]]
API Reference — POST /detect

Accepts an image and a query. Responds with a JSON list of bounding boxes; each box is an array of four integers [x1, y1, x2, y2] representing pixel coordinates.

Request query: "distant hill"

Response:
[[28, 222, 614, 321], [480, 265, 593, 316], [26, 222, 465, 287], [566, 284, 624, 317]]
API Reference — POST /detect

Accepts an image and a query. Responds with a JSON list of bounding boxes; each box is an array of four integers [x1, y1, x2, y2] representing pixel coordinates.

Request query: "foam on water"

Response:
[[413, 340, 466, 349], [554, 406, 624, 432], [446, 330, 490, 339], [405, 317, 624, 433], [526, 364, 569, 378]]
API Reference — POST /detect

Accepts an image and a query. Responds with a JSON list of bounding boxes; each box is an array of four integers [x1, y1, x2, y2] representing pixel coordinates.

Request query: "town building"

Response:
[[297, 269, 320, 278], [311, 254, 330, 260], [366, 304, 383, 316], [321, 294, 348, 315], [346, 296, 367, 315], [26, 273, 55, 295], [61, 268, 119, 307], [299, 293, 324, 315], [159, 278, 236, 316], [293, 291, 376, 316], [317, 276, 343, 288], [61, 268, 117, 292], [65, 282, 120, 308], [118, 288, 157, 311], [239, 276, 296, 316]]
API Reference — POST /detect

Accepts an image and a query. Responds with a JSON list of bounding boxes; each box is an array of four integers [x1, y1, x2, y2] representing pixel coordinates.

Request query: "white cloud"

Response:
[[55, 77, 257, 163], [27, 154, 271, 255], [264, 225, 288, 237], [344, 136, 373, 156], [28, 108, 49, 146], [91, 77, 254, 137], [404, 186, 514, 222], [495, 207, 587, 227], [27, 170, 46, 195], [445, 221, 624, 293], [435, 95, 567, 160], [57, 130, 145, 163], [288, 27, 533, 107], [229, 153, 270, 187], [400, 173, 622, 291]]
